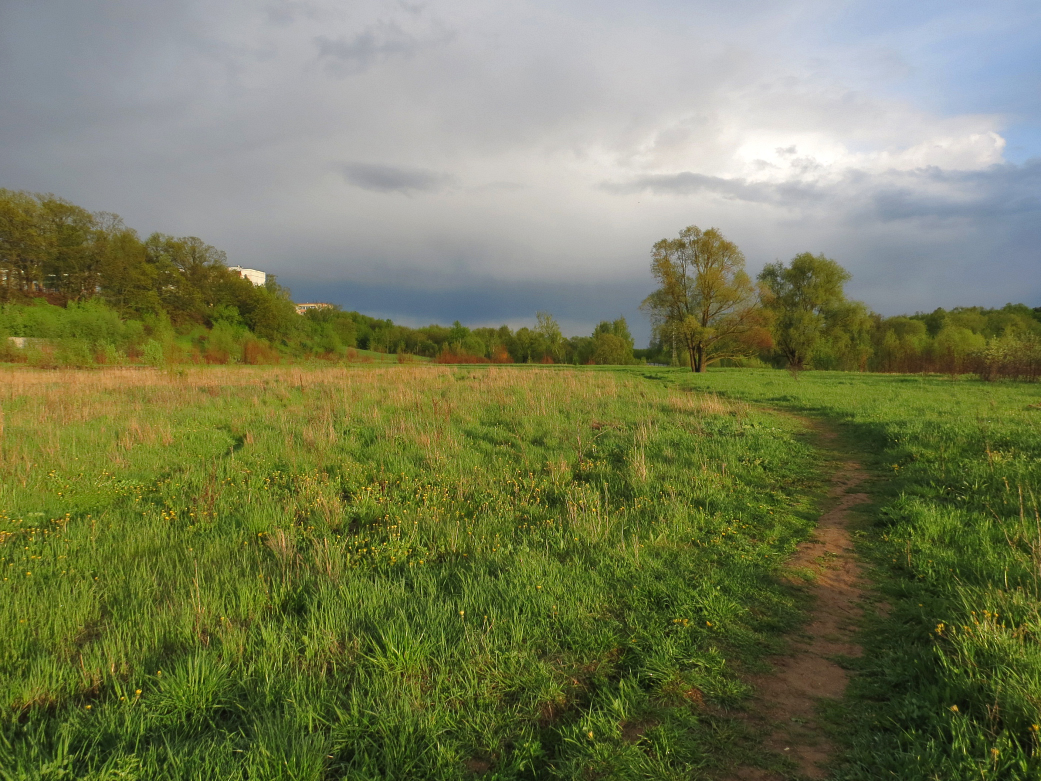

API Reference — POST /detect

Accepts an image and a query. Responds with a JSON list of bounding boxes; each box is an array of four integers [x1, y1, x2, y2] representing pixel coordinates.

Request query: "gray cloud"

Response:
[[607, 161, 1041, 225], [315, 17, 453, 75], [602, 172, 825, 206], [339, 162, 456, 194], [316, 25, 419, 73], [866, 162, 1041, 222]]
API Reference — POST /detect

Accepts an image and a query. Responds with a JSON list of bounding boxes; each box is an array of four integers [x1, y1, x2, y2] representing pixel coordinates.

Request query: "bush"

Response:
[[203, 321, 240, 364], [242, 339, 281, 365], [973, 334, 1041, 381], [590, 333, 633, 365], [55, 339, 94, 367], [142, 339, 165, 368]]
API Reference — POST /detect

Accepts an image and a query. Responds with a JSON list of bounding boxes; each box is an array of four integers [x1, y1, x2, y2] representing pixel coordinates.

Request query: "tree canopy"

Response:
[[758, 252, 853, 371], [641, 226, 770, 372]]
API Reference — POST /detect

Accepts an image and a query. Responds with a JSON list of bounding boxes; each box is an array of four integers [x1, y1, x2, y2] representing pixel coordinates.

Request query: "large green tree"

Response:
[[641, 226, 768, 372], [758, 252, 853, 371], [0, 189, 46, 299], [590, 318, 635, 364]]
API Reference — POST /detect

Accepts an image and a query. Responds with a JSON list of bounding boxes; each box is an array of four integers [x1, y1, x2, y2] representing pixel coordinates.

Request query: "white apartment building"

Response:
[[229, 266, 267, 286]]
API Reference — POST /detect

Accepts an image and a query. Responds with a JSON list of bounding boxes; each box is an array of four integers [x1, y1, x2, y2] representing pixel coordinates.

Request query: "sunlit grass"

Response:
[[673, 368, 1041, 780], [0, 365, 821, 780]]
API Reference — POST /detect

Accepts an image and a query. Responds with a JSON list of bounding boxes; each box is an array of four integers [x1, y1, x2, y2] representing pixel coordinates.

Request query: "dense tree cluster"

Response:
[[0, 189, 300, 340], [642, 225, 1041, 380], [0, 190, 638, 366], [871, 304, 1041, 379], [293, 309, 637, 365]]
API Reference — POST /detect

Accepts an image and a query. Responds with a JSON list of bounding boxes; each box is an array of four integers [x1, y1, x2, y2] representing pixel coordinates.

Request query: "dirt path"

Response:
[[728, 422, 872, 780]]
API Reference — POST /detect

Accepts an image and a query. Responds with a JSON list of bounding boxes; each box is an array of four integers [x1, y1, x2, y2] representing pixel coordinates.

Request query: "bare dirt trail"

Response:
[[728, 421, 873, 781]]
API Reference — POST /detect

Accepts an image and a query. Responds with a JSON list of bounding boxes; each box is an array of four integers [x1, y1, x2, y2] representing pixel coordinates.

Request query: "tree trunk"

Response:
[[690, 344, 705, 372]]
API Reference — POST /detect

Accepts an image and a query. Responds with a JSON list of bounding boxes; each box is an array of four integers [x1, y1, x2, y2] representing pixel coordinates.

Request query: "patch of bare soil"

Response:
[[726, 423, 871, 781]]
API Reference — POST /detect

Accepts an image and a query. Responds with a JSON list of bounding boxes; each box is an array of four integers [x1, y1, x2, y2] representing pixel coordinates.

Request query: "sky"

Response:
[[1, 0, 1039, 344]]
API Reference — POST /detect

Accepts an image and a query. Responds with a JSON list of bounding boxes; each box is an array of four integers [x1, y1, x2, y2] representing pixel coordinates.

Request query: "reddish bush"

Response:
[[203, 346, 230, 365], [243, 339, 281, 365]]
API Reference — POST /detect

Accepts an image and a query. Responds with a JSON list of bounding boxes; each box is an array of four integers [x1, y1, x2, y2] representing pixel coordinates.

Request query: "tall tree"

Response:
[[536, 311, 564, 362], [758, 253, 853, 371], [38, 195, 97, 298], [0, 189, 46, 299], [641, 226, 768, 372]]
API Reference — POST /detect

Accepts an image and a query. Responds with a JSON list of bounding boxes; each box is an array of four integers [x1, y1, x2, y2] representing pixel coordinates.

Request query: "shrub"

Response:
[[142, 339, 165, 367], [242, 338, 280, 365], [55, 339, 95, 367], [973, 334, 1041, 381]]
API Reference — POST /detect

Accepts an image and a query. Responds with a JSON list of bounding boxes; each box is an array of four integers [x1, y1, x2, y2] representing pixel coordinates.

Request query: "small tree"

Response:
[[641, 226, 768, 372], [590, 318, 635, 364]]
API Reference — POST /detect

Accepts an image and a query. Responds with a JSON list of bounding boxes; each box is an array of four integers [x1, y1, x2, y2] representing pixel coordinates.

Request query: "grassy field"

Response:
[[668, 369, 1041, 780], [0, 366, 824, 780]]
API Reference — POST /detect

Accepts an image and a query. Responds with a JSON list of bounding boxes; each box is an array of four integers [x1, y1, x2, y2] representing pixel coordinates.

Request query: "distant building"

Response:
[[296, 302, 333, 316], [229, 266, 267, 286]]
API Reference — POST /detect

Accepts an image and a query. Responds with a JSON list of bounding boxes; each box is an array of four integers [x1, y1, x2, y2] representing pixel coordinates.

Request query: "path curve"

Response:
[[729, 420, 872, 780]]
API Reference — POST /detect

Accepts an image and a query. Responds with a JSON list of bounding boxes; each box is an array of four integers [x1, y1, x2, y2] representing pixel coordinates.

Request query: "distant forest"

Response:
[[0, 189, 636, 366], [1, 188, 1039, 377]]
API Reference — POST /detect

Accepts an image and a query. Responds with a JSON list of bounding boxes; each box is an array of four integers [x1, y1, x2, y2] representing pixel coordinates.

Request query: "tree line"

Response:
[[0, 189, 300, 339], [0, 189, 638, 366], [300, 308, 637, 365], [3, 188, 1039, 377], [641, 225, 1041, 380]]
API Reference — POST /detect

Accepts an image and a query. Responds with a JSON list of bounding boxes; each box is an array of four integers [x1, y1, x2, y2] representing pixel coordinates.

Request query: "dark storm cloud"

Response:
[[867, 161, 1041, 222], [609, 160, 1041, 226], [281, 274, 654, 337], [339, 162, 456, 194]]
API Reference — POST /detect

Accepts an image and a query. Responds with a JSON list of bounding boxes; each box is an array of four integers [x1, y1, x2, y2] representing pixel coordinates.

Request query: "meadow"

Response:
[[0, 366, 824, 780], [674, 369, 1041, 780]]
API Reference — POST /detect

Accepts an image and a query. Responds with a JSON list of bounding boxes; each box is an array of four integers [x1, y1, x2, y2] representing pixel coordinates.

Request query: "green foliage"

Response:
[[0, 189, 301, 344], [759, 253, 853, 370], [591, 333, 633, 365], [642, 226, 770, 372], [869, 306, 1041, 379], [142, 339, 164, 367]]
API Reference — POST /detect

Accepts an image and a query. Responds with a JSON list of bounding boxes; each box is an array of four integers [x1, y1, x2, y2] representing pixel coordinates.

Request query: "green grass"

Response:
[[349, 348, 430, 364], [0, 365, 822, 780], [663, 368, 1041, 780]]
